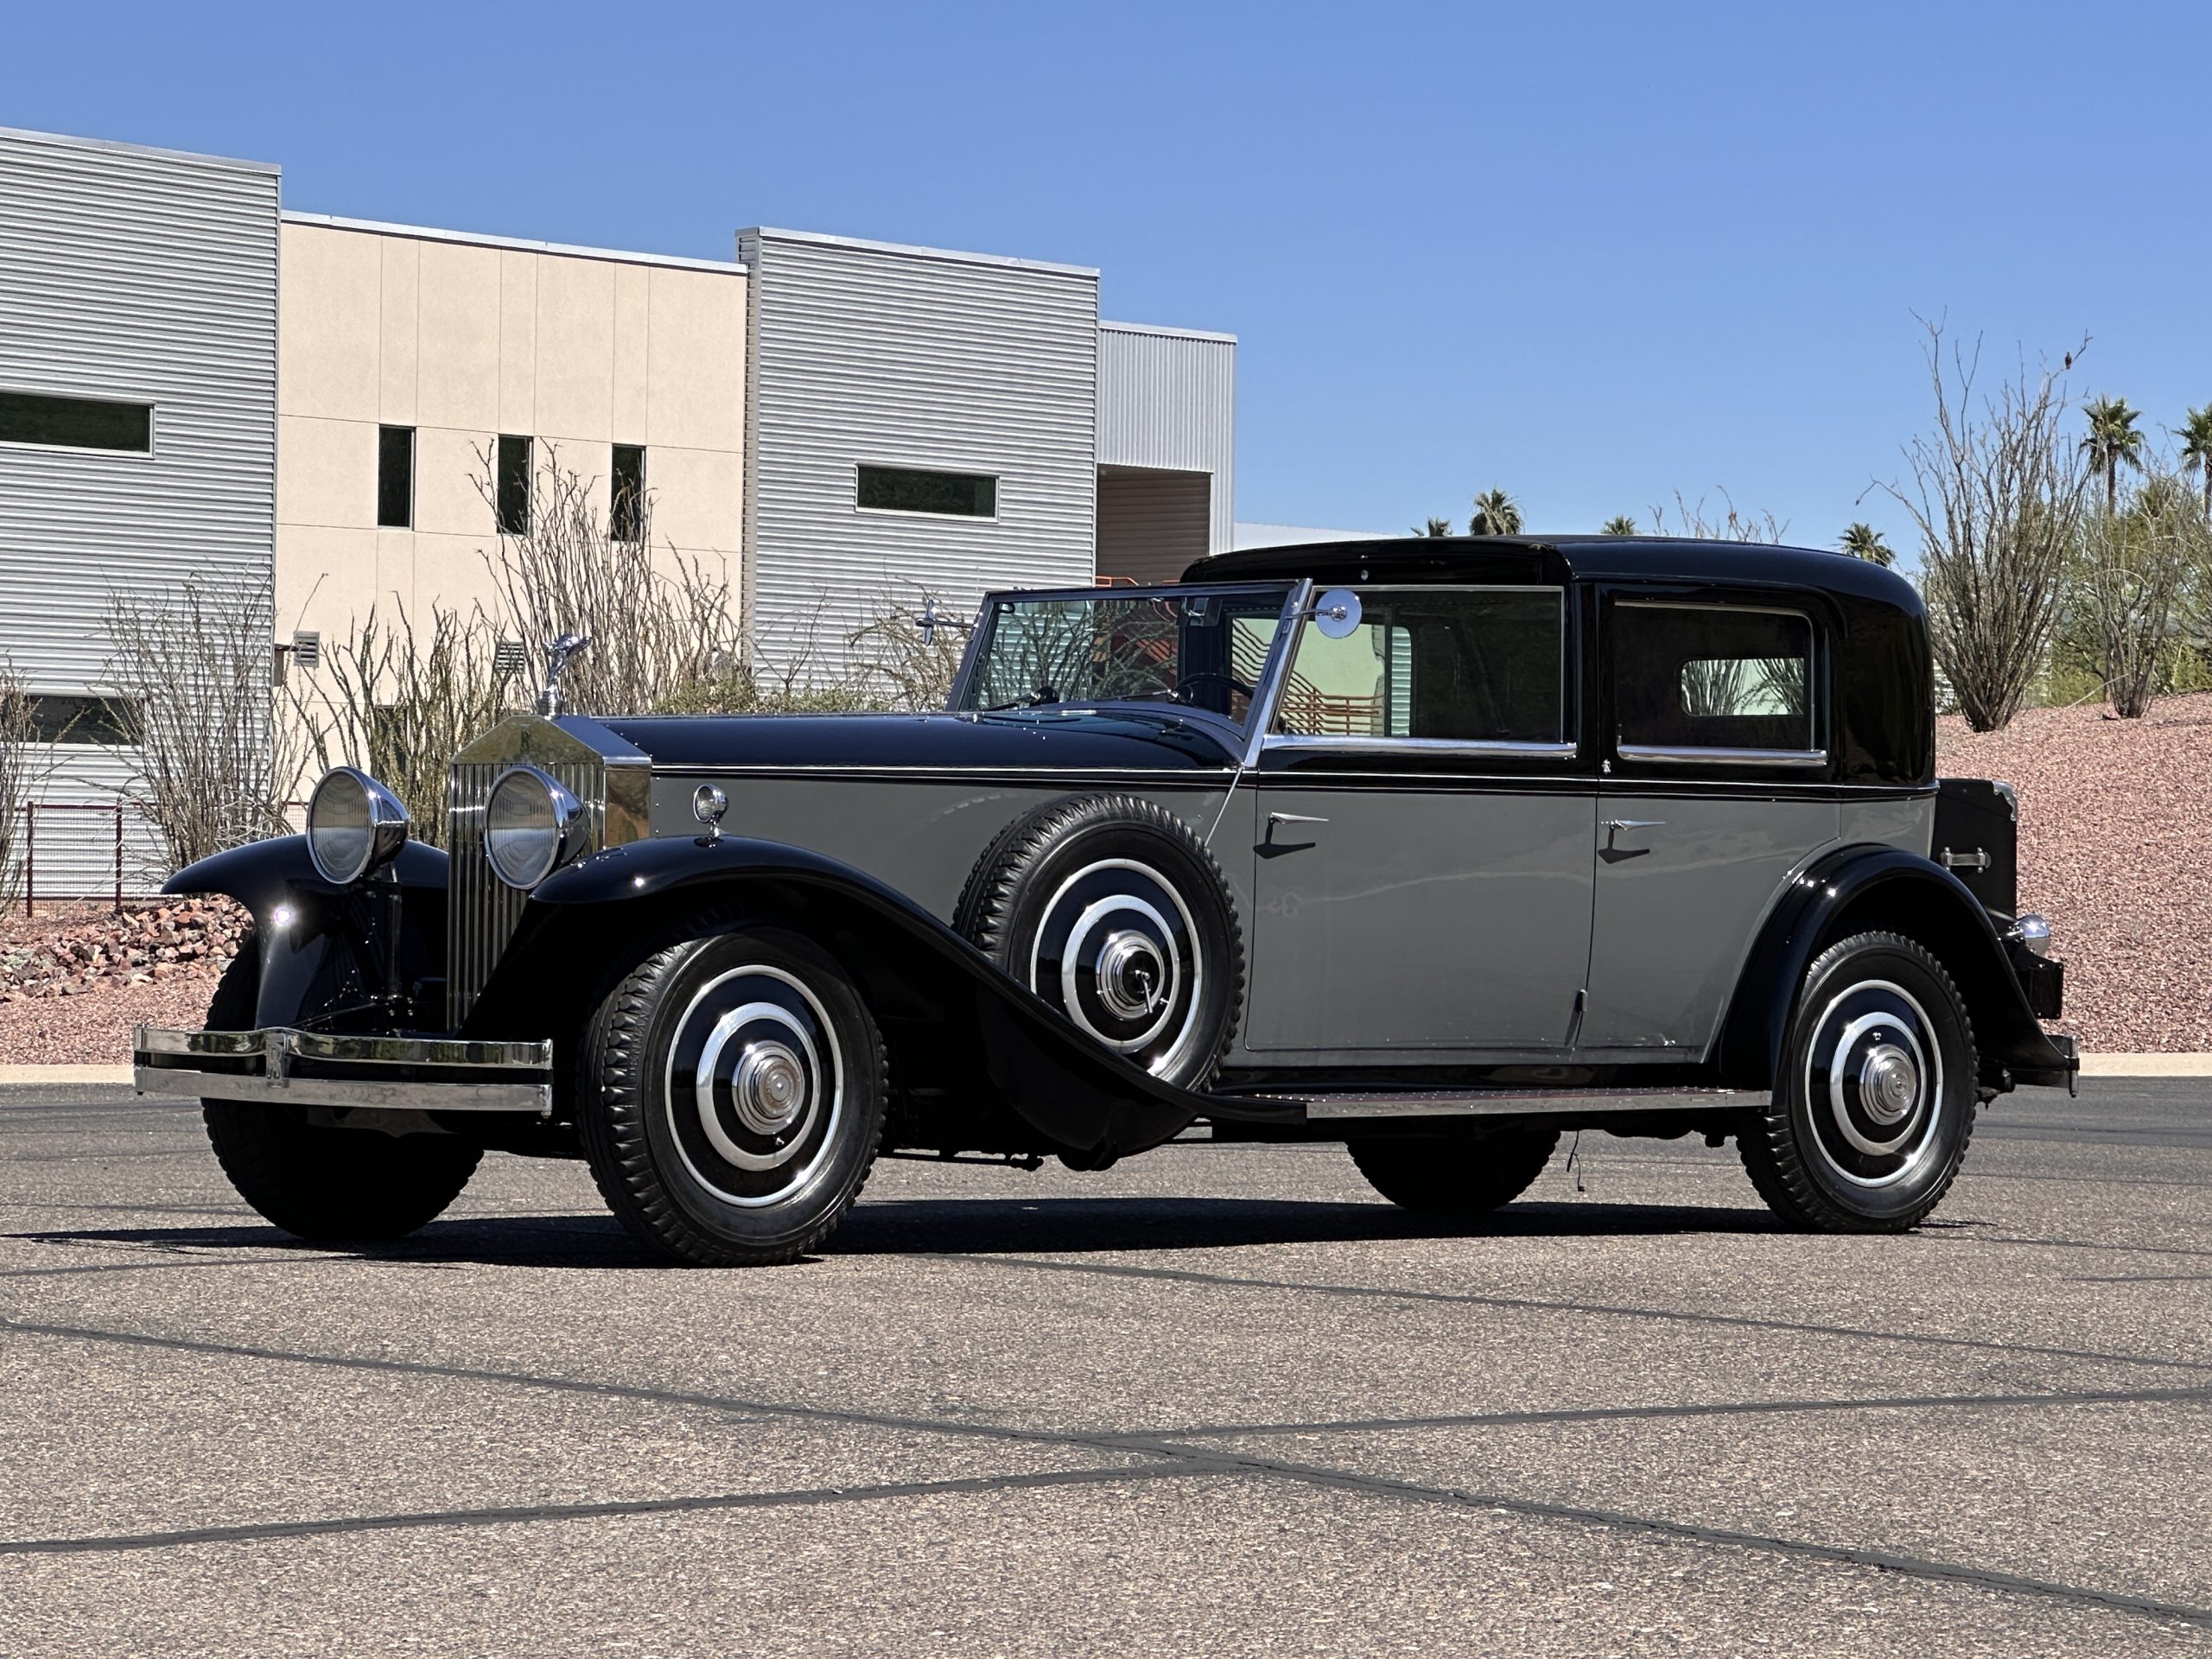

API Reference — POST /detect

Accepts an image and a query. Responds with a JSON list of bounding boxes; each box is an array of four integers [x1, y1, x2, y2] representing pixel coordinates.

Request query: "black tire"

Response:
[[199, 953, 482, 1243], [1739, 931, 1978, 1233], [1348, 1129, 1560, 1217], [953, 793, 1243, 1090], [579, 925, 887, 1267]]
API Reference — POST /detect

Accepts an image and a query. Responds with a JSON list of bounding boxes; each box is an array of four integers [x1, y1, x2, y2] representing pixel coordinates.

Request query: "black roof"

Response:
[[1183, 535, 1921, 614]]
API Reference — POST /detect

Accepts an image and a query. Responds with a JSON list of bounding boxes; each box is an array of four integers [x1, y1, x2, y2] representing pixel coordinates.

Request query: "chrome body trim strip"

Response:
[[1255, 1086, 1770, 1121], [1616, 744, 1829, 769], [1265, 736, 1579, 760]]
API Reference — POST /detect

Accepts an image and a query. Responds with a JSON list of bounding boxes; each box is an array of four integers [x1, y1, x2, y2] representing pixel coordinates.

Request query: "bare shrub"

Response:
[[0, 661, 43, 908], [2071, 474, 2209, 718], [103, 575, 302, 869], [1881, 319, 2094, 733], [475, 442, 745, 717], [1646, 489, 1787, 543], [292, 605, 517, 844]]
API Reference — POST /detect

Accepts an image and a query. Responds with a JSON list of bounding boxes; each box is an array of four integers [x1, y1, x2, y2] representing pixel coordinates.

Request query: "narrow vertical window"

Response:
[[612, 443, 645, 543], [496, 434, 531, 534], [377, 426, 415, 528]]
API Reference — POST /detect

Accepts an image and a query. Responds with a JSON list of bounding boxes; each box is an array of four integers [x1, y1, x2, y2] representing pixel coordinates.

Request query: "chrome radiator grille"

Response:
[[446, 756, 607, 1027]]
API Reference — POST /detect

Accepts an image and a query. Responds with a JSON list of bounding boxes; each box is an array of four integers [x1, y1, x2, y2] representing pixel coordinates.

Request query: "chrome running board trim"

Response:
[[1270, 1087, 1770, 1122]]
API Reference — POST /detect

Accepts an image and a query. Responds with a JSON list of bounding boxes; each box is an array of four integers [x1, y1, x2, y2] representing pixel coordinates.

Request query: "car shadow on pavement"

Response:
[[7, 1197, 1778, 1272], [826, 1196, 1778, 1256]]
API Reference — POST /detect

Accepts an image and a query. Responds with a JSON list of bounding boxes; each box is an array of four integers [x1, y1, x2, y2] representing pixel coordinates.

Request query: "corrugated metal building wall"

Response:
[[0, 128, 280, 893], [1096, 321, 1236, 556], [738, 228, 1101, 674]]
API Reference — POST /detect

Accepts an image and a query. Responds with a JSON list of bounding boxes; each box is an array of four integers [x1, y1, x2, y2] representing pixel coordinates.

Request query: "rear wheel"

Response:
[[1739, 931, 1977, 1233], [200, 953, 482, 1243], [1348, 1129, 1559, 1217], [580, 925, 887, 1267]]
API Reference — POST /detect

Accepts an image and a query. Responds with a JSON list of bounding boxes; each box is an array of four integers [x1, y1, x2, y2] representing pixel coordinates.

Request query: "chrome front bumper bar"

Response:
[[133, 1026, 555, 1116]]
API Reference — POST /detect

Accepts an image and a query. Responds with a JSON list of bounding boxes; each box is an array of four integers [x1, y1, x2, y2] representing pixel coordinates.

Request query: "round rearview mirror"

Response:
[[1313, 588, 1363, 639]]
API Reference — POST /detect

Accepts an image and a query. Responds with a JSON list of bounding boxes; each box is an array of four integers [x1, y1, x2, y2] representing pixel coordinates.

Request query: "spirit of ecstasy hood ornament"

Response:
[[537, 633, 591, 716]]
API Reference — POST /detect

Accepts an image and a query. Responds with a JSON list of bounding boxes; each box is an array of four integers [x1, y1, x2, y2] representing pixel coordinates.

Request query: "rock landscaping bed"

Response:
[[0, 897, 245, 1065], [1938, 691, 2212, 1054]]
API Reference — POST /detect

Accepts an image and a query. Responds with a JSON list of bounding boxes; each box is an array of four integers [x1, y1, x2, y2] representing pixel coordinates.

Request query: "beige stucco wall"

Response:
[[275, 218, 746, 649]]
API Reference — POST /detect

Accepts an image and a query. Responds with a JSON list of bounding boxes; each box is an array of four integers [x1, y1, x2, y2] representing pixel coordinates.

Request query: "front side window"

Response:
[[1613, 603, 1817, 756], [957, 586, 1295, 728], [1274, 588, 1567, 746], [857, 463, 996, 518], [496, 434, 531, 534], [0, 390, 151, 454]]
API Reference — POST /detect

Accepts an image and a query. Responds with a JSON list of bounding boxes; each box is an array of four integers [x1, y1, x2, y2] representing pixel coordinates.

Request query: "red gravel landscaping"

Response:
[[1939, 691, 2212, 1054]]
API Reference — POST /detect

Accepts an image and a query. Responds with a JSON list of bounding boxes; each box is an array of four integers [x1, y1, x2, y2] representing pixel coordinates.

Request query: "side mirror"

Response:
[[1313, 588, 1363, 639]]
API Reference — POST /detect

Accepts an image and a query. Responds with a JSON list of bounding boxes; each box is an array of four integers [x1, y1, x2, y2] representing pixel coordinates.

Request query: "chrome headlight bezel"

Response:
[[483, 764, 588, 890], [304, 766, 410, 886]]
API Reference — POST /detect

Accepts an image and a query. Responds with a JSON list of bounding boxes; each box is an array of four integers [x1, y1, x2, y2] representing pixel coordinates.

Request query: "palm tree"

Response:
[[1838, 522, 1895, 566], [2177, 404, 2212, 515], [1414, 517, 1453, 537], [1469, 488, 1522, 537], [1601, 514, 1637, 536], [2080, 396, 2148, 515]]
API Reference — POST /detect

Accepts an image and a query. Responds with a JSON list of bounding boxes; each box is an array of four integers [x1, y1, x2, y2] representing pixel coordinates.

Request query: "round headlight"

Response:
[[484, 765, 587, 889], [305, 767, 409, 886]]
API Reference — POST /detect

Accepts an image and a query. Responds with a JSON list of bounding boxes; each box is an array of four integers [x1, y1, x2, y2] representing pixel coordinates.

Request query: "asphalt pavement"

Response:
[[3, 1080, 2210, 1656]]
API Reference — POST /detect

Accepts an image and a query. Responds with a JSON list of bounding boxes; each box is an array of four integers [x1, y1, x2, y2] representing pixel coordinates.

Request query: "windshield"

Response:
[[954, 585, 1297, 729]]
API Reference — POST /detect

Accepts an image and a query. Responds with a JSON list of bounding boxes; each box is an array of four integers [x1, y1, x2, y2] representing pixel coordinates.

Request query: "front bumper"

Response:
[[133, 1027, 554, 1116]]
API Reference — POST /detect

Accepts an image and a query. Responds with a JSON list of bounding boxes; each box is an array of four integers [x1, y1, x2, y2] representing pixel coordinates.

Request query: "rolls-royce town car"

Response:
[[135, 537, 2075, 1265]]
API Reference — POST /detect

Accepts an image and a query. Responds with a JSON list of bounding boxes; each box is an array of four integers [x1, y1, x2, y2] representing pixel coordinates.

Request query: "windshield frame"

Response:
[[947, 581, 1306, 739]]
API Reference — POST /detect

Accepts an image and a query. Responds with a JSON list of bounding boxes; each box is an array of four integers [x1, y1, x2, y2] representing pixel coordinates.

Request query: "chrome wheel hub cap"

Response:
[[1095, 930, 1166, 1020], [1859, 1042, 1919, 1126], [733, 1039, 808, 1136]]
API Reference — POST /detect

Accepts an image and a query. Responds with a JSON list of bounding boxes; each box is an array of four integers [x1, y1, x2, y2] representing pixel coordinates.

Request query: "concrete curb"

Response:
[[2075, 1054, 2212, 1078], [0, 1065, 133, 1085]]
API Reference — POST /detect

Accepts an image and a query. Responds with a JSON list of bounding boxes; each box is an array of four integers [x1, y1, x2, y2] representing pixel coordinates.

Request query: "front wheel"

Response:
[[579, 925, 887, 1267], [199, 953, 482, 1243], [1740, 931, 1978, 1233]]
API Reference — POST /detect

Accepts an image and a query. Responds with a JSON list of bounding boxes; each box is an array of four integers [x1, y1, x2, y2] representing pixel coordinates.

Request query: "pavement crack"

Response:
[[930, 1252, 2212, 1377], [0, 1462, 1205, 1557]]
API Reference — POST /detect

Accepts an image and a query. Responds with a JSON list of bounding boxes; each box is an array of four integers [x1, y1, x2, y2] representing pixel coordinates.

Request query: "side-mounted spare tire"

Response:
[[954, 793, 1244, 1090]]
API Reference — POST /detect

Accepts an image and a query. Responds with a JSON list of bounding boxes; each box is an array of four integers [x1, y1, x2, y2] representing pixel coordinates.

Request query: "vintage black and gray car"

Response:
[[135, 536, 2076, 1264]]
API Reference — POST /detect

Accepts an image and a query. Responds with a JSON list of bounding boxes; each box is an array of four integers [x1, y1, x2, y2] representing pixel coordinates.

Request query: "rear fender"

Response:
[[1714, 844, 2075, 1092], [162, 836, 448, 1030], [461, 836, 1211, 1160]]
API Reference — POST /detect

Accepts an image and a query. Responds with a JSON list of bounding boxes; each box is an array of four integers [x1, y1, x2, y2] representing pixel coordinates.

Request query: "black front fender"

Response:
[[162, 836, 448, 1030], [461, 836, 1218, 1161], [1715, 843, 2075, 1092]]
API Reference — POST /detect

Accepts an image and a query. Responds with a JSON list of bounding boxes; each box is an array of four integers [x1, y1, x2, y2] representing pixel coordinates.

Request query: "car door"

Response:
[[1580, 594, 1840, 1058], [1246, 584, 1597, 1055]]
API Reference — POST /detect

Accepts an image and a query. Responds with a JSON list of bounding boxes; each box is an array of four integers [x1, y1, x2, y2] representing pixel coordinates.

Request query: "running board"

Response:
[[1221, 1086, 1769, 1123]]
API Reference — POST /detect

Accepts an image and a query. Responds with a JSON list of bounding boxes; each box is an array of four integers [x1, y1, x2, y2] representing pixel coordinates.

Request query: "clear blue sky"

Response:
[[14, 0, 2210, 553]]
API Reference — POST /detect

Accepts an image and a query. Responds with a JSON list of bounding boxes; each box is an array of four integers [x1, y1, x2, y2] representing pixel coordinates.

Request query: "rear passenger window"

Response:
[[1276, 588, 1567, 745], [1613, 603, 1818, 757]]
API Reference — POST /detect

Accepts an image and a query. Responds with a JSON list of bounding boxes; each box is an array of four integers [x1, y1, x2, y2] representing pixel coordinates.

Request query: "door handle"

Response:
[[1260, 810, 1328, 856], [1600, 818, 1664, 863]]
